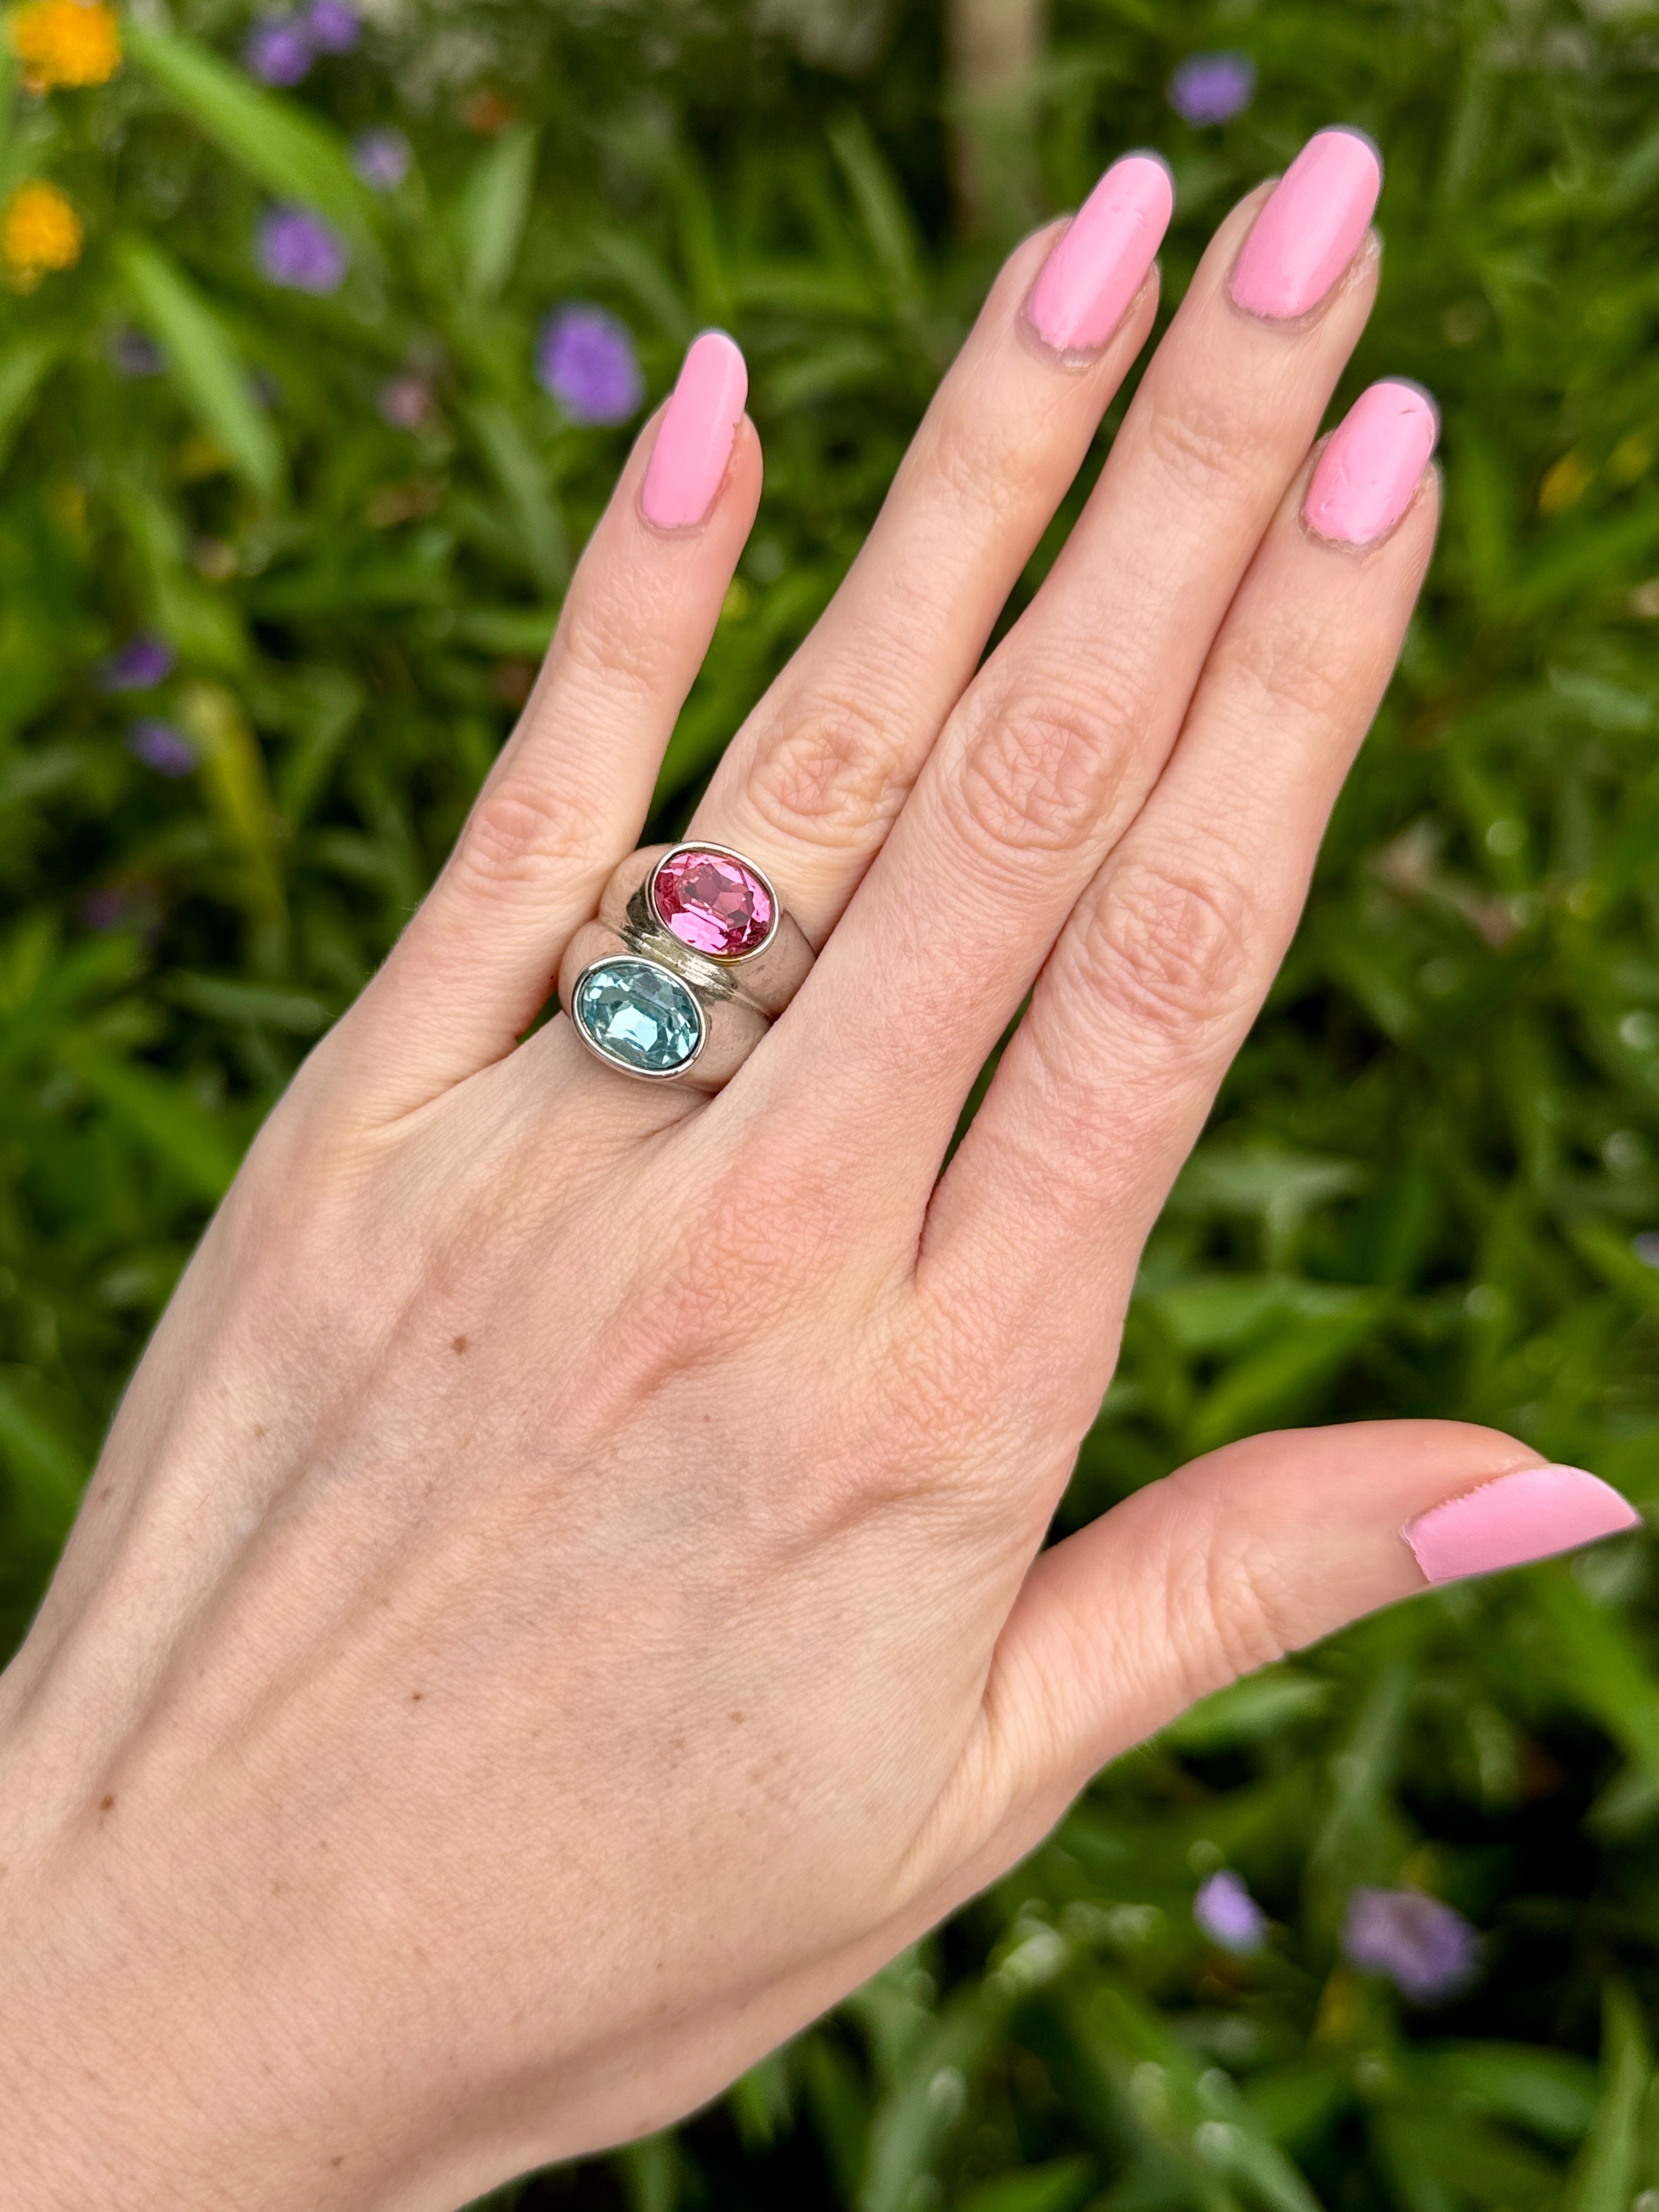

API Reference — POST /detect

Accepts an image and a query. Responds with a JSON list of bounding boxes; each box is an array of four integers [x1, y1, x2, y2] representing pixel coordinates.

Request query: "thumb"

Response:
[[979, 1420, 1639, 1851]]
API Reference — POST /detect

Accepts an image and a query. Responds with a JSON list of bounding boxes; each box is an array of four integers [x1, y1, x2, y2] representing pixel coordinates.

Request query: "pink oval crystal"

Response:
[[652, 847, 774, 957]]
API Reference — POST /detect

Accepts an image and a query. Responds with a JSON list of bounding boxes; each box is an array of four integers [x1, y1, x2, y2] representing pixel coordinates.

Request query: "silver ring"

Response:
[[559, 843, 813, 1091]]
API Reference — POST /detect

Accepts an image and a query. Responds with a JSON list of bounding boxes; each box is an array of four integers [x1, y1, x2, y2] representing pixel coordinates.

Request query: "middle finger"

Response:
[[684, 154, 1175, 943], [764, 129, 1383, 1182]]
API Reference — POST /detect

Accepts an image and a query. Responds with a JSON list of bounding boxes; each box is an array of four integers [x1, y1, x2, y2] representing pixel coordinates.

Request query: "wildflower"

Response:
[[6, 0, 121, 92], [126, 718, 196, 776], [110, 324, 163, 377], [98, 635, 175, 691], [462, 86, 516, 135], [243, 16, 312, 86], [1194, 1869, 1267, 1955], [83, 879, 160, 935], [537, 306, 643, 426], [353, 127, 410, 190], [379, 375, 433, 430], [1167, 51, 1256, 127], [257, 206, 349, 294], [82, 884, 134, 930], [2, 178, 81, 289], [306, 0, 357, 51], [1342, 1887, 1480, 2006]]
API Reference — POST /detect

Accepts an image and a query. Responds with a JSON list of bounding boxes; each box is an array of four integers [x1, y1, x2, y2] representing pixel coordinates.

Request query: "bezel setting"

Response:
[[560, 837, 811, 1092], [647, 842, 781, 963], [570, 953, 707, 1081]]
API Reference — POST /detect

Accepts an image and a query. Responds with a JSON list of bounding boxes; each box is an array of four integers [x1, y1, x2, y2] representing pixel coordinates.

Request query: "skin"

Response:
[[0, 177, 1546, 2211]]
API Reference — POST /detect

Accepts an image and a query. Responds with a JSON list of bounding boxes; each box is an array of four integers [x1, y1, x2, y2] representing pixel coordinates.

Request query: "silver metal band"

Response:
[[560, 843, 813, 1091]]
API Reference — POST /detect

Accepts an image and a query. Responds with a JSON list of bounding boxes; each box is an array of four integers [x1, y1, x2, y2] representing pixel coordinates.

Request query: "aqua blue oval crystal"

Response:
[[572, 957, 703, 1075]]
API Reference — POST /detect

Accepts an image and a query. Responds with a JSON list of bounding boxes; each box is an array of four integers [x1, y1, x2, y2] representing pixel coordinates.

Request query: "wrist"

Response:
[[0, 1769, 317, 2212]]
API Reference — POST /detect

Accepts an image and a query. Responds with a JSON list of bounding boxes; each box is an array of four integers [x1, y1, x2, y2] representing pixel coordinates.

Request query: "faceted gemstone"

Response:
[[652, 847, 774, 958], [573, 958, 702, 1075]]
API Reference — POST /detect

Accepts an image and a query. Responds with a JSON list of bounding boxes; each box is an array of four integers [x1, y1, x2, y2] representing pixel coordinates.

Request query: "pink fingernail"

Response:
[[640, 330, 748, 531], [1027, 154, 1173, 356], [1405, 1465, 1640, 1585], [1302, 379, 1438, 545], [1230, 128, 1381, 321]]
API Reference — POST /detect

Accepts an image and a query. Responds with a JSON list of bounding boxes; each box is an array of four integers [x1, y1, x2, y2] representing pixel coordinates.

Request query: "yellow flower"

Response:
[[2, 179, 82, 290], [1538, 447, 1594, 516], [6, 0, 121, 92]]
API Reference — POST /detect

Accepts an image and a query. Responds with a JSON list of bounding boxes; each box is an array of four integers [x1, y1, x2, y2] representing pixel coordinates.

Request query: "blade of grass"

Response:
[[125, 21, 373, 250], [115, 238, 284, 499]]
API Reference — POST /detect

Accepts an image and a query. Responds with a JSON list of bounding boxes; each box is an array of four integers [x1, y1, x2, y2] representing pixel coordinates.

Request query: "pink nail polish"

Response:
[[1405, 1465, 1640, 1585], [640, 330, 747, 531], [1027, 154, 1173, 355], [1230, 128, 1381, 321], [1302, 379, 1438, 545]]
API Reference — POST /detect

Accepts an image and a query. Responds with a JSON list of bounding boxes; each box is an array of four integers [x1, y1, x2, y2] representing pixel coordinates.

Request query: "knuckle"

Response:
[[1205, 1538, 1296, 1683], [1079, 855, 1256, 1045], [1139, 393, 1260, 506], [918, 401, 1045, 533], [553, 580, 667, 698], [449, 782, 592, 898], [1165, 1497, 1294, 1699], [744, 685, 912, 850], [948, 689, 1124, 861], [1219, 611, 1353, 729]]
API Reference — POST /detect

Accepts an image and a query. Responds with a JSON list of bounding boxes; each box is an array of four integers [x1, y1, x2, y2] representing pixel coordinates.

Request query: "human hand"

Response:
[[1, 132, 1637, 2211]]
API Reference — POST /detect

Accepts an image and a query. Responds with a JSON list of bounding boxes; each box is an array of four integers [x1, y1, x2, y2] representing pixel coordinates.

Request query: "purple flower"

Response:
[[257, 207, 350, 295], [536, 306, 644, 426], [1168, 51, 1256, 126], [98, 635, 175, 692], [379, 375, 433, 430], [83, 880, 160, 935], [83, 885, 136, 932], [353, 127, 410, 190], [243, 17, 313, 86], [126, 718, 196, 777], [1194, 1870, 1267, 1955], [307, 0, 359, 52], [1342, 1888, 1480, 2006], [111, 325, 165, 377]]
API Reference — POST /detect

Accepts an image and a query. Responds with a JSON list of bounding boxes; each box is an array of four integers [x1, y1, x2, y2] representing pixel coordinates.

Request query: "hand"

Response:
[[0, 134, 1634, 2211]]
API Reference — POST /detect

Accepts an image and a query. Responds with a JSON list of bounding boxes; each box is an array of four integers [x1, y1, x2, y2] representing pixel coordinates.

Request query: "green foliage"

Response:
[[5, 0, 1659, 2205]]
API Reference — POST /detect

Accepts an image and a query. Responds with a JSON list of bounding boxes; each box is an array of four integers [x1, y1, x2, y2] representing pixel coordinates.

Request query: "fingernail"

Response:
[[640, 330, 748, 531], [1302, 379, 1438, 545], [1027, 154, 1173, 356], [1229, 127, 1381, 321], [1405, 1465, 1640, 1585]]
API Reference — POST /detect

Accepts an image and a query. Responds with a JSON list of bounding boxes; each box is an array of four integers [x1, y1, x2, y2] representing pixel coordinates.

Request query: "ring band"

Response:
[[560, 843, 813, 1091]]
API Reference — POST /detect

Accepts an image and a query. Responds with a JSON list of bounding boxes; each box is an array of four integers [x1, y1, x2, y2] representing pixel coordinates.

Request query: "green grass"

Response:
[[7, 1, 1659, 2204]]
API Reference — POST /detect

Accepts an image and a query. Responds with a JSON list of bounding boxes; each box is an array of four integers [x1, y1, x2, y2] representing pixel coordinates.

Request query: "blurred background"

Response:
[[3, 0, 1659, 2204]]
